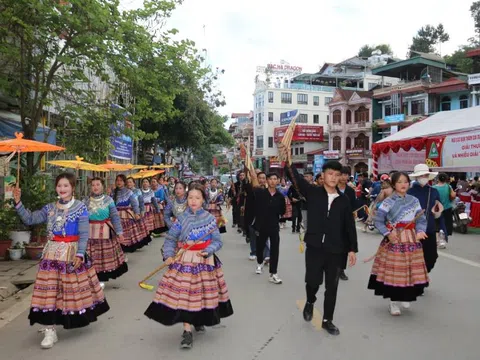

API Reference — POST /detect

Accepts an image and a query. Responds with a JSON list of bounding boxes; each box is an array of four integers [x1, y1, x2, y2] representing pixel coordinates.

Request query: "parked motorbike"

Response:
[[452, 200, 471, 234]]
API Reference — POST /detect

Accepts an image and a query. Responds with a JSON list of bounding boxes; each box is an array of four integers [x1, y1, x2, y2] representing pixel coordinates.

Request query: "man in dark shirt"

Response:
[[252, 173, 286, 284], [283, 157, 358, 336]]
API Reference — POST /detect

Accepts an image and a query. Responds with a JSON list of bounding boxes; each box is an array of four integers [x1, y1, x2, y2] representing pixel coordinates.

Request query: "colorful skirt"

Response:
[[87, 221, 128, 282], [29, 241, 109, 329], [368, 229, 429, 302], [117, 207, 149, 253], [207, 203, 227, 234], [144, 247, 234, 326], [282, 197, 292, 220], [153, 202, 167, 233], [143, 203, 156, 233]]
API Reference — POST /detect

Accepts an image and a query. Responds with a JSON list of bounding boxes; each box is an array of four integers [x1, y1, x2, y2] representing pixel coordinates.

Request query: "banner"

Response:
[[425, 136, 445, 168], [441, 130, 480, 168], [280, 110, 298, 126], [110, 104, 133, 160], [274, 125, 323, 142], [314, 155, 325, 174], [378, 148, 425, 172]]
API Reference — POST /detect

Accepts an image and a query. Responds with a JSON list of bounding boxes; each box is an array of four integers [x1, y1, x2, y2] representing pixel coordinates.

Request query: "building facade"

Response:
[[328, 89, 373, 173]]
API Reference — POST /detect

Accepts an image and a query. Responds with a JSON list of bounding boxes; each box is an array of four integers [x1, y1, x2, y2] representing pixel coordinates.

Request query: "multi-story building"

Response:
[[371, 51, 471, 141], [253, 54, 399, 172], [328, 89, 373, 174]]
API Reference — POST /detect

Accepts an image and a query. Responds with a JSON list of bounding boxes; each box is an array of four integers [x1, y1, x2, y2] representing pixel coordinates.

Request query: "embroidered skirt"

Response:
[[143, 203, 156, 232], [29, 241, 109, 329], [153, 202, 167, 233], [144, 247, 234, 326], [117, 207, 149, 252], [207, 204, 227, 234], [87, 222, 128, 281], [282, 198, 292, 220], [368, 229, 429, 302]]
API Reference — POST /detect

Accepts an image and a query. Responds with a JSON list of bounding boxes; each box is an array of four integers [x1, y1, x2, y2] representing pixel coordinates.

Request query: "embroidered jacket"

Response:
[[141, 188, 160, 212], [16, 200, 89, 257], [83, 194, 123, 235], [164, 196, 187, 228], [163, 208, 222, 258], [111, 187, 140, 214]]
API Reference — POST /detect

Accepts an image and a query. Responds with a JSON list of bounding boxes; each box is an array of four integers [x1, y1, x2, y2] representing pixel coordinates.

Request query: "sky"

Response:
[[122, 0, 476, 120]]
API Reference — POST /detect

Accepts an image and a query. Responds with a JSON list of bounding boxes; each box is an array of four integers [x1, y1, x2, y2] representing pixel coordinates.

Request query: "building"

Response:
[[371, 51, 471, 141], [466, 48, 480, 105], [328, 88, 373, 174], [252, 55, 399, 172]]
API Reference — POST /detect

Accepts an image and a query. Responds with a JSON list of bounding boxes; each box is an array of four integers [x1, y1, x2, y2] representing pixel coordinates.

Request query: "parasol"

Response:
[[0, 132, 65, 185], [98, 160, 134, 172], [48, 156, 109, 177], [151, 164, 174, 169], [131, 169, 164, 179], [130, 164, 149, 170]]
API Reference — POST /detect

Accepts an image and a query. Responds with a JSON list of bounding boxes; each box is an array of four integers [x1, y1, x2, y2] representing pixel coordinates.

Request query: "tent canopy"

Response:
[[373, 107, 480, 156], [0, 111, 57, 144]]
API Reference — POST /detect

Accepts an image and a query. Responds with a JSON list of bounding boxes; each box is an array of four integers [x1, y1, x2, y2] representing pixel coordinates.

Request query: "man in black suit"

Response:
[[283, 155, 358, 336]]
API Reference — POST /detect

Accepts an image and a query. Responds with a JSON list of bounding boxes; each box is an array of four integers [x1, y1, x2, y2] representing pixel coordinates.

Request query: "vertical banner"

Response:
[[425, 136, 445, 168], [313, 155, 325, 174], [110, 104, 133, 161]]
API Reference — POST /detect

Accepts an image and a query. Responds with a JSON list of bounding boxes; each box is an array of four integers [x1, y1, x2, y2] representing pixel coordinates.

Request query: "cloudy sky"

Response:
[[123, 0, 476, 119]]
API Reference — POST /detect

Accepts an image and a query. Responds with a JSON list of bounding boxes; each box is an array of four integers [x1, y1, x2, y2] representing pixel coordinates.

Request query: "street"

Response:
[[0, 216, 479, 360]]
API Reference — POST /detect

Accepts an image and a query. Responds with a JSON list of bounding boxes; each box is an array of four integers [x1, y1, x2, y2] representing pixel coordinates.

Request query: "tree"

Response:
[[409, 24, 450, 56], [358, 44, 393, 57], [444, 45, 475, 73], [471, 1, 480, 45]]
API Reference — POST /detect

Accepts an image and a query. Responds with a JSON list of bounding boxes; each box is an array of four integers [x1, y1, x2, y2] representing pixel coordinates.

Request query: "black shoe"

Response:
[[194, 325, 206, 333], [322, 320, 340, 335], [339, 270, 348, 281], [303, 302, 314, 322], [180, 331, 193, 349], [292, 229, 296, 233]]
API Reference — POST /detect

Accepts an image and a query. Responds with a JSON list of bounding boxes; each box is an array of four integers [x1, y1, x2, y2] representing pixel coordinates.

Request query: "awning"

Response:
[[0, 111, 57, 144]]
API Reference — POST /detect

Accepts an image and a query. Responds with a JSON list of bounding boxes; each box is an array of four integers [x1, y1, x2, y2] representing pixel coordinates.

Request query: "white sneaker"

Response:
[[124, 255, 129, 263], [269, 274, 282, 284], [100, 282, 105, 290], [389, 301, 401, 316], [249, 255, 256, 261], [40, 328, 58, 349], [255, 264, 263, 274], [401, 302, 411, 309], [437, 239, 447, 249], [264, 257, 270, 265]]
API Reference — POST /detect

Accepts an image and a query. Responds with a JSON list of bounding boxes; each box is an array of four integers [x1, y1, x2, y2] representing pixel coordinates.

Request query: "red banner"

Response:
[[274, 125, 324, 143], [425, 136, 445, 168]]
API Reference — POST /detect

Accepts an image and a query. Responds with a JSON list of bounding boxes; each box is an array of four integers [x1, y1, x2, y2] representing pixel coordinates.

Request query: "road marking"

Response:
[[296, 299, 323, 331], [357, 226, 480, 269], [437, 251, 480, 268]]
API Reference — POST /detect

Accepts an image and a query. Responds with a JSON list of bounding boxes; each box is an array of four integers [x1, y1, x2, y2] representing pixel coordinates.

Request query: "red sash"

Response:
[[53, 235, 79, 243], [180, 240, 211, 251]]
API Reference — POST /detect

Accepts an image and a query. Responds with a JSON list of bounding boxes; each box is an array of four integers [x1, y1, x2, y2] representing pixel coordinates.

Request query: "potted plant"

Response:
[[10, 216, 31, 247], [31, 224, 48, 244], [25, 242, 45, 260], [8, 242, 25, 261], [0, 202, 16, 259]]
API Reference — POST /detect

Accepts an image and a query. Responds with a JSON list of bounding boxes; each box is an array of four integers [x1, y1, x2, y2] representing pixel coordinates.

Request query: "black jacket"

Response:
[[287, 185, 306, 210], [253, 187, 286, 232], [340, 185, 356, 212], [285, 166, 358, 254]]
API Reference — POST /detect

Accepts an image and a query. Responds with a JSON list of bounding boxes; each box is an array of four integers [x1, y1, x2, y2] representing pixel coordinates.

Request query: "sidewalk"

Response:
[[0, 260, 38, 329]]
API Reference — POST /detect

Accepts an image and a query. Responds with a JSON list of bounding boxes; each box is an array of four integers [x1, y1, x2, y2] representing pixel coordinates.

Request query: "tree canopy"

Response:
[[408, 23, 449, 56], [358, 44, 393, 57]]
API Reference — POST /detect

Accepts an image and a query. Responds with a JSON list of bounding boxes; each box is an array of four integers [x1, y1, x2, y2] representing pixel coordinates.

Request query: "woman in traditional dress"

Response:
[[206, 178, 227, 233], [112, 174, 146, 253], [140, 178, 160, 234], [167, 176, 176, 200], [368, 172, 429, 316], [126, 177, 152, 246], [13, 173, 109, 349], [277, 177, 291, 229], [144, 183, 234, 349], [151, 177, 168, 235], [84, 177, 128, 287], [164, 181, 188, 229]]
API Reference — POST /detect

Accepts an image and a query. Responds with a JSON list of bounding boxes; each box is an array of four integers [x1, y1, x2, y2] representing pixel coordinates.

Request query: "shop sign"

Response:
[[384, 114, 405, 123], [468, 73, 480, 85], [346, 149, 364, 158], [440, 130, 480, 168], [274, 125, 324, 142], [324, 150, 340, 159]]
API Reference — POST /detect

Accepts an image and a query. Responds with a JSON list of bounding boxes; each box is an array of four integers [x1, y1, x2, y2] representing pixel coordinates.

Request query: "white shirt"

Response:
[[327, 193, 339, 212]]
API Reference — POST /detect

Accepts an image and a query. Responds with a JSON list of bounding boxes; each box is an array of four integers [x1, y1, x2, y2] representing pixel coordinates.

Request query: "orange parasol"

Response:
[[0, 132, 65, 185], [98, 160, 134, 172], [131, 169, 164, 179], [48, 156, 109, 173]]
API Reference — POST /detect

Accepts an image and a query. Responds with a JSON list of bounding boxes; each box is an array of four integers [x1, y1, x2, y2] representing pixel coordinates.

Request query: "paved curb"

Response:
[[0, 284, 32, 329]]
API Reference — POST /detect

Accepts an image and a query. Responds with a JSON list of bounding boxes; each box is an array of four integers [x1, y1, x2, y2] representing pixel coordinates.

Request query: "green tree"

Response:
[[409, 24, 450, 56], [471, 1, 480, 44], [444, 45, 475, 73], [358, 44, 393, 57]]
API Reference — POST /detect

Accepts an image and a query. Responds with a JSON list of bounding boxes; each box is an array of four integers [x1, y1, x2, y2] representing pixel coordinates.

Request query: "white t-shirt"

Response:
[[327, 193, 339, 211]]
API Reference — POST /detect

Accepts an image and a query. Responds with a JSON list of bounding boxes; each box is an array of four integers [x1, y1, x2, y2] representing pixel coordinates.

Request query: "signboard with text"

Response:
[[441, 130, 480, 168], [274, 125, 324, 142], [378, 148, 425, 172], [323, 150, 340, 159], [314, 155, 325, 174], [110, 104, 133, 160], [280, 110, 299, 126], [468, 73, 480, 85], [384, 114, 405, 123], [346, 149, 365, 158]]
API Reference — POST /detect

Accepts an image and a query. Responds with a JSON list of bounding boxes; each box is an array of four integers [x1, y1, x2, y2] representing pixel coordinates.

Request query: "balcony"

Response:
[[373, 80, 430, 98], [329, 123, 343, 132], [347, 121, 372, 131]]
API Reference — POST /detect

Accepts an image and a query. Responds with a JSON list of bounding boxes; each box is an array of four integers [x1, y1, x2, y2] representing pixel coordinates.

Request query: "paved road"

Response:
[[1, 216, 479, 360]]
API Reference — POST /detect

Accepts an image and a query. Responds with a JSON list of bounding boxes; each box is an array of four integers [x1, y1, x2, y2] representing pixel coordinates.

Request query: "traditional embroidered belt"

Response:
[[90, 220, 109, 224], [180, 239, 211, 251], [52, 235, 79, 242], [387, 222, 415, 230]]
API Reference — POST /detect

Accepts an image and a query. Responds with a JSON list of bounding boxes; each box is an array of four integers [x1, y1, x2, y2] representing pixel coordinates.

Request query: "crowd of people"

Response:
[[13, 151, 469, 350]]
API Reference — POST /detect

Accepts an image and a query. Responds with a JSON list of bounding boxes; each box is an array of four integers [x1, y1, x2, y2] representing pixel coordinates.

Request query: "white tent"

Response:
[[376, 106, 480, 144]]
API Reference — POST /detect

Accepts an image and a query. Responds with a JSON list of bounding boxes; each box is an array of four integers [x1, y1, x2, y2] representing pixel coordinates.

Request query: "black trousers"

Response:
[[256, 228, 280, 274], [291, 203, 303, 231], [305, 246, 346, 321], [423, 231, 438, 273], [232, 204, 239, 225]]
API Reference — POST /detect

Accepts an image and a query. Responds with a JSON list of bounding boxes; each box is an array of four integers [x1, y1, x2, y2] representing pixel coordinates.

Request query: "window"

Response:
[[256, 135, 264, 149], [299, 147, 304, 155], [298, 114, 308, 123], [268, 112, 274, 122], [460, 95, 469, 109], [281, 92, 292, 104], [325, 97, 333, 105], [354, 106, 369, 123], [411, 100, 425, 115], [333, 110, 341, 124], [268, 91, 274, 103], [268, 136, 274, 148], [313, 114, 319, 124], [441, 96, 451, 111], [333, 136, 341, 150], [295, 148, 299, 155], [354, 133, 369, 150], [326, 114, 329, 124], [346, 137, 352, 149], [313, 96, 319, 106], [384, 104, 392, 117], [346, 110, 352, 124], [297, 93, 308, 105]]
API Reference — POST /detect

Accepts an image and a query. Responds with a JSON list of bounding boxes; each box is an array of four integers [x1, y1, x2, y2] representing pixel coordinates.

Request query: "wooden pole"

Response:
[[16, 152, 20, 187]]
